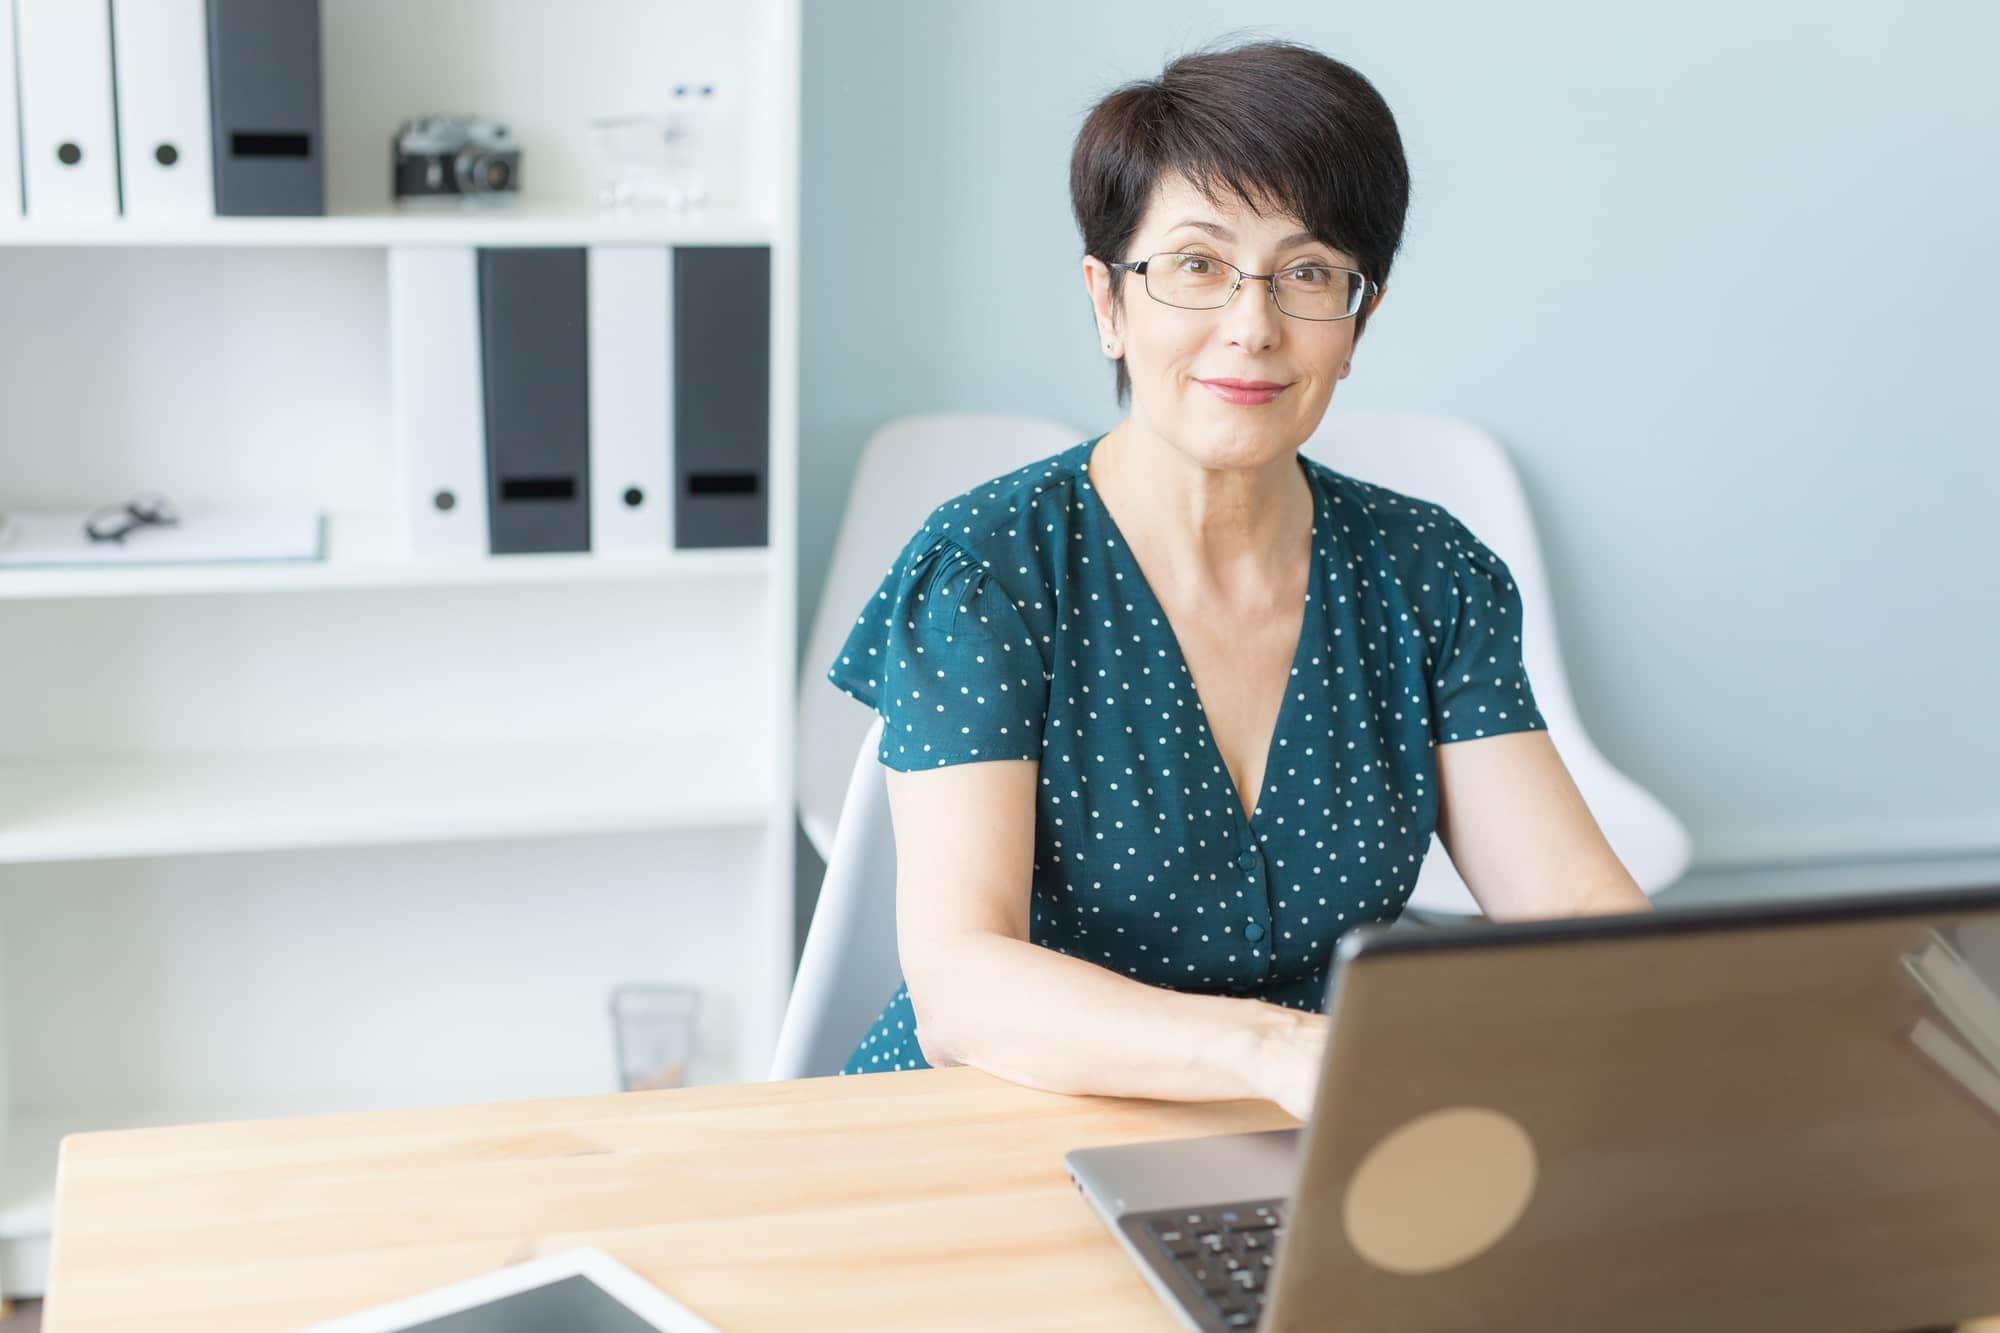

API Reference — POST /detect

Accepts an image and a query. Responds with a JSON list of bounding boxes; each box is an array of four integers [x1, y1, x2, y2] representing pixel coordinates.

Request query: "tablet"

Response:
[[296, 1247, 720, 1333]]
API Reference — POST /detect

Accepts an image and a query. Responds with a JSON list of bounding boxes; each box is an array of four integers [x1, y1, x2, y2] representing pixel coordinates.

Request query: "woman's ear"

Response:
[[1348, 284, 1387, 357], [1083, 256, 1122, 357]]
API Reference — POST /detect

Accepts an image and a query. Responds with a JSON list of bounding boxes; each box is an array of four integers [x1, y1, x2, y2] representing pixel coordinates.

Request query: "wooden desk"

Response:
[[46, 1068, 1289, 1331], [44, 1068, 2000, 1332]]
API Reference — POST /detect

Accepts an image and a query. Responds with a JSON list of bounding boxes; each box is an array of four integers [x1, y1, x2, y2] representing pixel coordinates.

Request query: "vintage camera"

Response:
[[393, 115, 521, 198]]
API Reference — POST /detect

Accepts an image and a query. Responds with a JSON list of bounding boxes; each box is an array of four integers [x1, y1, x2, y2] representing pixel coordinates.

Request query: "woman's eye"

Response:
[[1288, 266, 1332, 284]]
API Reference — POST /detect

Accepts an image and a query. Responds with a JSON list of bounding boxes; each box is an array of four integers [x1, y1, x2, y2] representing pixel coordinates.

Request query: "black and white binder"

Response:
[[672, 246, 771, 548], [0, 0, 19, 218], [387, 247, 490, 558], [206, 0, 324, 216], [479, 247, 592, 555], [587, 246, 674, 554], [112, 0, 215, 219], [13, 0, 119, 219]]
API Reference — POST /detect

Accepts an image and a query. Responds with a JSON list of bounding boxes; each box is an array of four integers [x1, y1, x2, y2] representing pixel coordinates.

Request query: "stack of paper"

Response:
[[1904, 932, 2000, 1119]]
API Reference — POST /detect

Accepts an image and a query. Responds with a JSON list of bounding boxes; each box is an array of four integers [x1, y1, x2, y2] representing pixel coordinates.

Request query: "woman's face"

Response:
[[1084, 173, 1384, 471]]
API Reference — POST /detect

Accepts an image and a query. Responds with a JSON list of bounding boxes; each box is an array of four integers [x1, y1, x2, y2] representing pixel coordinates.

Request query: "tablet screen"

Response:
[[392, 1275, 676, 1333]]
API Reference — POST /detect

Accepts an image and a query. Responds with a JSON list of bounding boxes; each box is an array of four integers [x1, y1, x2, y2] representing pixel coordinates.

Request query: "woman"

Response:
[[824, 38, 1650, 1120]]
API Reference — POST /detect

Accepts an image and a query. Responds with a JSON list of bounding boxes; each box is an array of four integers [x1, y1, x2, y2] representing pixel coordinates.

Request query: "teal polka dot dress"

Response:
[[824, 433, 1545, 1075]]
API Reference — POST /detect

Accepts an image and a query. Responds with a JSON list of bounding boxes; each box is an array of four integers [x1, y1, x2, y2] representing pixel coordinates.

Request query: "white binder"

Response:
[[111, 0, 214, 219], [0, 0, 20, 217], [13, 0, 120, 220], [387, 247, 491, 558], [586, 246, 675, 554]]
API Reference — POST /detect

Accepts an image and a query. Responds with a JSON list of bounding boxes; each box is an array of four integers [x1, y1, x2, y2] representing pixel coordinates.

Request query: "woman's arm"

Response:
[[913, 930, 1317, 1107], [885, 761, 1308, 1106], [1433, 729, 1654, 919]]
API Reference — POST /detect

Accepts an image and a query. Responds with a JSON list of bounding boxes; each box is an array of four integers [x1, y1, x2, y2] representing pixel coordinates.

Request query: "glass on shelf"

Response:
[[609, 982, 703, 1091], [589, 82, 719, 213]]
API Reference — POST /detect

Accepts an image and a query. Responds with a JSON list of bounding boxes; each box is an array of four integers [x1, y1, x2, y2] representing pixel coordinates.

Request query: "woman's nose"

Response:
[[1217, 276, 1284, 348]]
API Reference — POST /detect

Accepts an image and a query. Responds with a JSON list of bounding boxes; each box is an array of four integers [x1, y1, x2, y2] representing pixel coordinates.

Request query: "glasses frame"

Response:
[[83, 492, 180, 544], [1108, 251, 1378, 322]]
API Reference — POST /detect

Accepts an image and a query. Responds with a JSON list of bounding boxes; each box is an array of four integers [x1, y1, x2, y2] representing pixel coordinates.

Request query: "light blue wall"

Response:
[[797, 0, 2000, 891]]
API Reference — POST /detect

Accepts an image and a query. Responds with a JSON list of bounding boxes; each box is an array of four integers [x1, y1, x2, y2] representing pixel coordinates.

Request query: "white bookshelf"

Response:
[[0, 514, 768, 600], [0, 205, 778, 249], [0, 737, 772, 864], [0, 0, 800, 1297]]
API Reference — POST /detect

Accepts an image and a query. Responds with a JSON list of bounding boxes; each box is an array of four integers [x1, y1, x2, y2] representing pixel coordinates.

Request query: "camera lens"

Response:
[[454, 146, 499, 194], [484, 159, 511, 190]]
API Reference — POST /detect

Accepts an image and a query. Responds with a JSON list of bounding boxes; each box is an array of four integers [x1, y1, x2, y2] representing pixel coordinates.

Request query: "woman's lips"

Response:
[[1200, 378, 1288, 405]]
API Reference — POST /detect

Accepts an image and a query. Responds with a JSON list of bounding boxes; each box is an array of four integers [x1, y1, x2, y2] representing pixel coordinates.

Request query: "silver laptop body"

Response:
[[1066, 885, 2000, 1332]]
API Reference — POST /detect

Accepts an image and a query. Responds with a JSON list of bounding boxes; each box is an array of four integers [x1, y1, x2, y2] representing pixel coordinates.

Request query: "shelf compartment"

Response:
[[0, 205, 778, 249], [0, 738, 772, 864], [0, 514, 769, 601]]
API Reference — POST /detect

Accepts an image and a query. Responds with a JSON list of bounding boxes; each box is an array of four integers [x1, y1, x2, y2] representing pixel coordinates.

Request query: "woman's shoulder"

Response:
[[828, 444, 1086, 719], [896, 439, 1093, 571], [1297, 453, 1528, 653], [1299, 454, 1492, 563]]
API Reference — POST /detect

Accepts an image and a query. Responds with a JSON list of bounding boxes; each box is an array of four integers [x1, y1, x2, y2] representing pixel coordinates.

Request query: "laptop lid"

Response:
[[1262, 885, 2000, 1333]]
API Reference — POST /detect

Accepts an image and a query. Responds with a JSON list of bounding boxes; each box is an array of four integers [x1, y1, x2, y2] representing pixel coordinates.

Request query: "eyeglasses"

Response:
[[1108, 252, 1377, 321], [84, 492, 179, 543]]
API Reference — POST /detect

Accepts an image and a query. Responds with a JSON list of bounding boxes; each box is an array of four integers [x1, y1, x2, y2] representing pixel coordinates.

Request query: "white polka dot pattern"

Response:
[[825, 435, 1544, 1076], [833, 528, 1049, 768]]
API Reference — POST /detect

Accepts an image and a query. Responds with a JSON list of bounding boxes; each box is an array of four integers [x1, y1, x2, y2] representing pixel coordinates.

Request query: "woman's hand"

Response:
[[1247, 1004, 1330, 1122]]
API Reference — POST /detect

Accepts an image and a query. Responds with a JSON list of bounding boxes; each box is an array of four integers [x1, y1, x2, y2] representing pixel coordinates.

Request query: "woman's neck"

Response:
[[1089, 419, 1313, 605]]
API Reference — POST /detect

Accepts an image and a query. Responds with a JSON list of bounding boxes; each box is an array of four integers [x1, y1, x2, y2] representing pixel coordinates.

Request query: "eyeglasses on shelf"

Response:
[[83, 492, 180, 544]]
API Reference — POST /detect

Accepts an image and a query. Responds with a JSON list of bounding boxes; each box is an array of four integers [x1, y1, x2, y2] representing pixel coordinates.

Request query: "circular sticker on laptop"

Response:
[[1342, 1106, 1537, 1274]]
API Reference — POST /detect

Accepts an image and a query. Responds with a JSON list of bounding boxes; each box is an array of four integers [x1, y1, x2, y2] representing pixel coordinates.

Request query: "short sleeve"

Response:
[[1429, 516, 1546, 744], [826, 531, 1049, 770]]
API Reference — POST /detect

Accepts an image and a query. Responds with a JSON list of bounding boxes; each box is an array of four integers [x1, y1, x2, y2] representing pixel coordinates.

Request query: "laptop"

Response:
[[1065, 885, 2000, 1333]]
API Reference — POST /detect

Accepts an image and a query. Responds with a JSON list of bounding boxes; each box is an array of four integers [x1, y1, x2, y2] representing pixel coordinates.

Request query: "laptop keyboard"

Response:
[[1136, 1198, 1288, 1329]]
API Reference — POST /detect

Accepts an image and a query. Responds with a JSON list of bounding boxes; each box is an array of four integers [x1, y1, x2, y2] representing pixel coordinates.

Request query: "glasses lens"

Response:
[[1272, 266, 1365, 320], [1146, 254, 1366, 320], [130, 493, 178, 525], [1144, 252, 1241, 309], [85, 505, 135, 541]]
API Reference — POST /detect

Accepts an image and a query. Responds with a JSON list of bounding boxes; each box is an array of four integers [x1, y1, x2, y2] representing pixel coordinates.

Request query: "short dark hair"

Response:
[[1069, 37, 1411, 406]]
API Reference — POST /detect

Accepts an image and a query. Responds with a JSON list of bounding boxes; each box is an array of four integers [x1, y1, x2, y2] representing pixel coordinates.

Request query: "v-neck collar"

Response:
[[1071, 433, 1325, 835]]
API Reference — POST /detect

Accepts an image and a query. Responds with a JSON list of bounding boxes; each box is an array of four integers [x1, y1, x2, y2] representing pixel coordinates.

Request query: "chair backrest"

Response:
[[785, 414, 1689, 1076], [769, 715, 899, 1081]]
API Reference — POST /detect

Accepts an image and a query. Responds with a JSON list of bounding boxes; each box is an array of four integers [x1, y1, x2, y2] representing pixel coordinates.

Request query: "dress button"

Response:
[[1236, 850, 1257, 872], [1244, 921, 1266, 943]]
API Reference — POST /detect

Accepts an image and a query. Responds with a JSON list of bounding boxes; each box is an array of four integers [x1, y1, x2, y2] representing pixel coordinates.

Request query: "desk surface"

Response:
[[46, 1067, 1290, 1331], [45, 1067, 2000, 1333]]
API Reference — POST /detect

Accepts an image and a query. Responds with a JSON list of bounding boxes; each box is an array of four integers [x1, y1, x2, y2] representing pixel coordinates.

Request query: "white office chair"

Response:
[[773, 411, 1691, 1080], [768, 715, 900, 1082]]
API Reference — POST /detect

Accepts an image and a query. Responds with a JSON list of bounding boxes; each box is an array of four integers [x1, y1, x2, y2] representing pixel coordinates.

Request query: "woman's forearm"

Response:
[[906, 931, 1299, 1104]]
